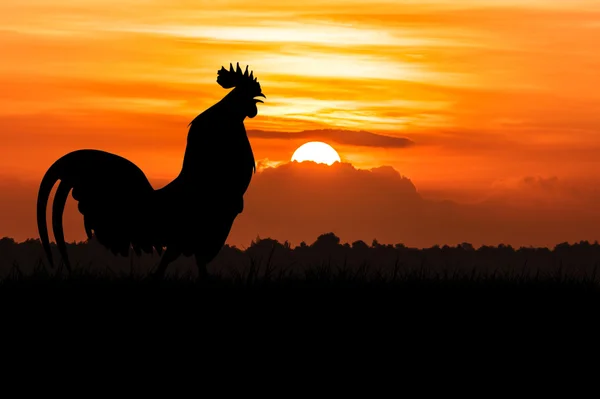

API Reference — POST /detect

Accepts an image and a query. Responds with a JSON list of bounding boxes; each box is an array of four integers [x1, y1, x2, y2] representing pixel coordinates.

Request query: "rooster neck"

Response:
[[178, 115, 255, 181], [188, 98, 245, 127]]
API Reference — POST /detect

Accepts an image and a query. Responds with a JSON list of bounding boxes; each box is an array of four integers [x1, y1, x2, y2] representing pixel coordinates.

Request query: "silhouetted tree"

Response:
[[352, 240, 369, 251], [312, 233, 341, 250], [459, 243, 474, 251]]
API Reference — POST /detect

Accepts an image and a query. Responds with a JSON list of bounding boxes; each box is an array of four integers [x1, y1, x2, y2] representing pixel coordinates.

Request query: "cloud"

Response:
[[483, 175, 600, 210], [227, 162, 600, 248], [247, 129, 414, 148], [255, 158, 285, 172]]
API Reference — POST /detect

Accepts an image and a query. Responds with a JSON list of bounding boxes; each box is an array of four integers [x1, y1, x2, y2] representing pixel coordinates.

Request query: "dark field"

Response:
[[2, 234, 599, 320]]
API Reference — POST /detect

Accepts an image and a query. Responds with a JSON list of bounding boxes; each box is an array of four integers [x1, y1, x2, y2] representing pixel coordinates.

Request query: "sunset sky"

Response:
[[1, 0, 600, 247]]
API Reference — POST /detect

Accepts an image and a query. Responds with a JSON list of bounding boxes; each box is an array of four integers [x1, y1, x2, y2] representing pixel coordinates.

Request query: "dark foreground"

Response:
[[3, 266, 599, 317], [3, 238, 600, 342], [2, 267, 599, 363], [4, 239, 599, 365]]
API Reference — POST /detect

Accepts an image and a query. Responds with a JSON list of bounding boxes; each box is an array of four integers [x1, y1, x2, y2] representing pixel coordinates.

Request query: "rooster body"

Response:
[[37, 62, 264, 278]]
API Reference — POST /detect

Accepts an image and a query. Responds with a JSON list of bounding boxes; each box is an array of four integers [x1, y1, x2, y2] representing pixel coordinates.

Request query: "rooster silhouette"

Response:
[[37, 62, 265, 279]]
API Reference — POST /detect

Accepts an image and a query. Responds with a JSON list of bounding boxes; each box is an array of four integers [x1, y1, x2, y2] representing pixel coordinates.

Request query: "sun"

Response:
[[291, 142, 341, 166]]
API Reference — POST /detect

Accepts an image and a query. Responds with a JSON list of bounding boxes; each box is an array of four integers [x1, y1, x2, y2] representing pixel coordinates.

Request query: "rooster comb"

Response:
[[217, 62, 261, 91]]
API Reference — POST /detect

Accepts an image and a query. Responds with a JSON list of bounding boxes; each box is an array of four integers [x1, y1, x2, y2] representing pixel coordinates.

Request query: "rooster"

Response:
[[37, 62, 265, 279]]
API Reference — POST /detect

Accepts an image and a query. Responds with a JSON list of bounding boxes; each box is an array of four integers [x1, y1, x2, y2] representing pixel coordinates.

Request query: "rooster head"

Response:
[[217, 62, 266, 119]]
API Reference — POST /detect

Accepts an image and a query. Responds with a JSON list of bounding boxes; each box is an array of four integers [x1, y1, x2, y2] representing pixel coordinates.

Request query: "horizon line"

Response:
[[3, 236, 598, 251]]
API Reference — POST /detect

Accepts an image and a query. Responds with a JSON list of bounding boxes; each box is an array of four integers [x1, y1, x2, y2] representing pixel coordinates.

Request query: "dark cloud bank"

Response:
[[247, 129, 414, 148], [229, 161, 600, 249]]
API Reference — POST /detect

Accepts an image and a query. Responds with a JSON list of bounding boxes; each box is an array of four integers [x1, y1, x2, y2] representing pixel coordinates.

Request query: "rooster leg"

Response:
[[150, 247, 180, 279]]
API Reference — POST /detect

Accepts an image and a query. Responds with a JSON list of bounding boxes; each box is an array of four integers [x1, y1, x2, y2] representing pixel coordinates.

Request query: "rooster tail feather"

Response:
[[52, 181, 73, 272], [37, 160, 74, 271], [37, 163, 61, 269]]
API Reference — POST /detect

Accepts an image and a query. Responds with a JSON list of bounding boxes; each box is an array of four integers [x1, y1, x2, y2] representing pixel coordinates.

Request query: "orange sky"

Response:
[[1, 1, 600, 245]]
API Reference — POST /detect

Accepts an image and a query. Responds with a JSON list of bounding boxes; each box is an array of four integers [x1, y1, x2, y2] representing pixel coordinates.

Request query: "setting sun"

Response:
[[291, 142, 341, 166]]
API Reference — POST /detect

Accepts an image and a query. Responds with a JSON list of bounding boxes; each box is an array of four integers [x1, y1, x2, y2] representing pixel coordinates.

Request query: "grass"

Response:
[[2, 254, 599, 323], [2, 258, 599, 297], [2, 259, 599, 347], [4, 241, 598, 354]]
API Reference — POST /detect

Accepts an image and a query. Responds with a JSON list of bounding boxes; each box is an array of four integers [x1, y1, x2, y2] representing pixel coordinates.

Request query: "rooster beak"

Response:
[[254, 93, 266, 103]]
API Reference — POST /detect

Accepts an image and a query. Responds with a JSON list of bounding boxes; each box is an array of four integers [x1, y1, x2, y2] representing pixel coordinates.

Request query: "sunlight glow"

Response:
[[291, 142, 341, 166], [121, 23, 399, 46]]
